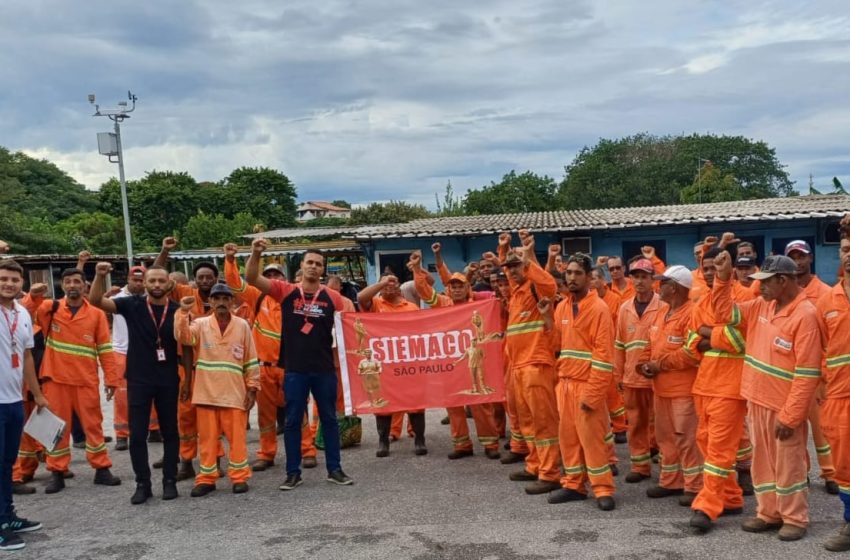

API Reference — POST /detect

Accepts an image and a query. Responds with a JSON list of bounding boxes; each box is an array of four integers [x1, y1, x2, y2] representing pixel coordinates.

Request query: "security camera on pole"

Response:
[[89, 91, 137, 265]]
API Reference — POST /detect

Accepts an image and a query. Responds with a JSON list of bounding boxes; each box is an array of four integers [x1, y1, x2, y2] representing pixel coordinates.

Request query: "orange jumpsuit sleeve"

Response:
[[710, 277, 755, 331], [224, 258, 261, 309], [174, 309, 199, 346], [242, 325, 261, 393], [582, 306, 615, 409], [525, 260, 557, 300], [414, 268, 448, 308], [95, 311, 121, 387], [613, 308, 626, 384], [497, 243, 508, 264], [658, 318, 701, 371], [651, 255, 666, 275], [708, 325, 746, 355], [169, 284, 194, 303], [777, 313, 824, 428], [437, 261, 452, 286]]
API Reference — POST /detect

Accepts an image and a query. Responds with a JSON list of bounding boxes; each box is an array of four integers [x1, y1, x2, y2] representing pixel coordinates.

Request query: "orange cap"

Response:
[[447, 272, 468, 284]]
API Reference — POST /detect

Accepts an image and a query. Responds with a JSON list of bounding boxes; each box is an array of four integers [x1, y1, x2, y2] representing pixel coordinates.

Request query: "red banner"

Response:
[[335, 299, 506, 415]]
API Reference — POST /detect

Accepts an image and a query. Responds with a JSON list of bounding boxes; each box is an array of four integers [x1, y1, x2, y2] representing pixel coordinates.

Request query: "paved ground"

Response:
[[13, 405, 845, 559]]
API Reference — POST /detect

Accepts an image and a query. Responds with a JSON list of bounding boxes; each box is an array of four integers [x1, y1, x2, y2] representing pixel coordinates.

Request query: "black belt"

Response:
[[261, 361, 276, 367]]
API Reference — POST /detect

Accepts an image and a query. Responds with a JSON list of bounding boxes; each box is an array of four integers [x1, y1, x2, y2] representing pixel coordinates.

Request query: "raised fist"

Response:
[[548, 244, 561, 257], [481, 251, 498, 262], [640, 246, 655, 259], [162, 237, 178, 250], [718, 232, 741, 249], [180, 296, 196, 312], [95, 262, 112, 276], [713, 250, 733, 281], [223, 243, 238, 260], [78, 250, 92, 263], [596, 256, 609, 266], [498, 232, 511, 247], [537, 297, 552, 315], [703, 235, 718, 248], [431, 242, 441, 254], [251, 238, 268, 253], [518, 229, 530, 241], [408, 251, 422, 268], [29, 283, 48, 296]]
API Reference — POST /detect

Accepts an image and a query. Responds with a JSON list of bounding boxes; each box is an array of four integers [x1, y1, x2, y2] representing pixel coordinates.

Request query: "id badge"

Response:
[[11, 353, 19, 368], [156, 348, 167, 362], [301, 322, 314, 335]]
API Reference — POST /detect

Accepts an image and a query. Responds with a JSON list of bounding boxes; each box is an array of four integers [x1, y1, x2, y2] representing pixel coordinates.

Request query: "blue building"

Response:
[[350, 195, 850, 288]]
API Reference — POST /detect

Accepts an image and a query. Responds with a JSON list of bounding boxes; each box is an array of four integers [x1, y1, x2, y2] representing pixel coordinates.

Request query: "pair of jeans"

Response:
[[127, 382, 180, 484], [283, 372, 341, 476], [0, 401, 24, 524]]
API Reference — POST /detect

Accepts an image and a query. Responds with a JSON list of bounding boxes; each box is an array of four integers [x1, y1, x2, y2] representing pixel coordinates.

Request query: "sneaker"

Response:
[[447, 449, 473, 460], [6, 511, 42, 533], [130, 484, 152, 505], [279, 474, 303, 491], [302, 457, 318, 469], [0, 529, 24, 551], [115, 437, 129, 451], [327, 470, 354, 486]]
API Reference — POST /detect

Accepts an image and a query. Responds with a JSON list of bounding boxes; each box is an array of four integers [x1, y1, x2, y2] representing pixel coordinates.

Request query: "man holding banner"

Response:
[[409, 250, 501, 460]]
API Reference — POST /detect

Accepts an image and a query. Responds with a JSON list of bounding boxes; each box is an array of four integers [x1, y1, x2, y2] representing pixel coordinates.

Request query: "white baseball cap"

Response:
[[653, 265, 693, 290]]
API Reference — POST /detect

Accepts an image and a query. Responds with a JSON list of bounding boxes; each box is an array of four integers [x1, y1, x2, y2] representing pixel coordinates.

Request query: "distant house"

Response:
[[296, 201, 351, 222]]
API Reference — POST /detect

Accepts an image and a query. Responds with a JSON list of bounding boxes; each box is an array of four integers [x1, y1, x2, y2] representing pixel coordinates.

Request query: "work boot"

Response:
[[597, 496, 616, 511], [147, 430, 163, 443], [614, 431, 627, 444], [152, 456, 164, 469], [625, 471, 650, 483], [162, 480, 178, 501], [409, 412, 427, 456], [302, 456, 318, 469], [232, 482, 249, 494], [130, 483, 152, 505], [447, 449, 473, 460], [251, 459, 274, 472], [825, 523, 850, 552], [722, 507, 744, 516], [190, 484, 216, 497], [484, 448, 501, 460], [375, 415, 391, 458], [115, 438, 128, 451], [72, 441, 86, 449], [509, 470, 537, 482], [525, 480, 560, 495], [690, 510, 713, 533], [741, 517, 782, 533], [440, 415, 450, 425], [678, 492, 697, 507], [63, 471, 74, 479], [737, 468, 754, 496], [825, 480, 840, 495], [547, 488, 587, 504], [44, 472, 65, 494], [19, 474, 33, 484], [93, 468, 121, 486], [778, 524, 807, 542], [646, 486, 684, 499], [500, 451, 526, 465], [176, 460, 195, 481], [12, 483, 35, 495]]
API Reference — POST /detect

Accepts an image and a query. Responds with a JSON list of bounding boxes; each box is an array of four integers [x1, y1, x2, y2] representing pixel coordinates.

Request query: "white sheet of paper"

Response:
[[24, 407, 66, 452]]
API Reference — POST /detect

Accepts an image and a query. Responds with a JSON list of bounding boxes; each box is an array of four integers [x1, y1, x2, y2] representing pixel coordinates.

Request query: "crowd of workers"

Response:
[[0, 215, 849, 552]]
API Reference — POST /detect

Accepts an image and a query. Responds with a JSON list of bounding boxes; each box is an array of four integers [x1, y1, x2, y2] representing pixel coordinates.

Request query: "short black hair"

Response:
[[303, 249, 325, 261], [567, 253, 593, 273], [61, 268, 84, 280], [192, 262, 219, 278], [0, 259, 23, 277], [702, 247, 722, 260]]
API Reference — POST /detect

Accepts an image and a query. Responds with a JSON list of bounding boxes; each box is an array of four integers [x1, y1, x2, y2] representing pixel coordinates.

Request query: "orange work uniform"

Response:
[[614, 294, 662, 476], [36, 299, 119, 474], [687, 290, 749, 521], [505, 260, 561, 483], [713, 278, 823, 529], [600, 289, 627, 438], [552, 291, 616, 497], [225, 260, 316, 463], [415, 268, 500, 454], [13, 292, 46, 482], [817, 284, 850, 521], [175, 311, 260, 486], [644, 300, 702, 493]]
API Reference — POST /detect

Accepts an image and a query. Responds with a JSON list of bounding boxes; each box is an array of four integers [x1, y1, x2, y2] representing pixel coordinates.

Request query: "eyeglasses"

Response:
[[608, 265, 623, 271]]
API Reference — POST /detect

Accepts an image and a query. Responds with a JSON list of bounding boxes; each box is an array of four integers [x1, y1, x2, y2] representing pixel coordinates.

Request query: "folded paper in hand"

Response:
[[24, 408, 66, 452]]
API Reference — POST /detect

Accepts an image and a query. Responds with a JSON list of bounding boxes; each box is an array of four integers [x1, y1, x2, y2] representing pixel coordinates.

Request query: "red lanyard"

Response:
[[1, 306, 19, 348], [298, 284, 323, 324], [146, 299, 168, 348]]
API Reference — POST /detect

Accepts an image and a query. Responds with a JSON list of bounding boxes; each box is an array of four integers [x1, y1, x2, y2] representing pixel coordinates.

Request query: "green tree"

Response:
[[463, 171, 557, 215], [349, 201, 431, 225], [680, 162, 743, 203], [330, 199, 352, 209], [180, 211, 259, 249], [559, 133, 795, 209], [54, 212, 127, 254], [216, 167, 297, 229], [302, 217, 351, 228], [434, 180, 465, 216]]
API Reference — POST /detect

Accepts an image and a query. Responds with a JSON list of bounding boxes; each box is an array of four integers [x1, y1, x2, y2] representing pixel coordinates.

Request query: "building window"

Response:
[[561, 237, 592, 256], [824, 220, 843, 245], [375, 251, 415, 284]]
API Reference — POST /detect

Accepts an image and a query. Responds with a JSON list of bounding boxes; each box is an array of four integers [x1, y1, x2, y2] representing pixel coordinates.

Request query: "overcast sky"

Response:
[[2, 1, 849, 207]]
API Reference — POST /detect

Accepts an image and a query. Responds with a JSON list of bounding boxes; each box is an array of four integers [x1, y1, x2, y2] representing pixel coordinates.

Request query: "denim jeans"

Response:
[[0, 401, 24, 524], [283, 372, 341, 476]]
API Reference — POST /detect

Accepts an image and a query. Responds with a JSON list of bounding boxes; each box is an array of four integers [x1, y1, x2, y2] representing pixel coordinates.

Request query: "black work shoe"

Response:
[[6, 511, 41, 533], [509, 469, 537, 482], [485, 448, 501, 460], [737, 468, 754, 496], [414, 439, 428, 456], [826, 480, 840, 495], [62, 471, 75, 479], [646, 486, 684, 498], [162, 481, 178, 500], [610, 463, 620, 476], [130, 484, 152, 505], [115, 438, 128, 451], [614, 431, 628, 444], [93, 468, 121, 486], [104, 436, 113, 443], [147, 430, 163, 443], [279, 474, 303, 491], [251, 459, 274, 472], [690, 510, 713, 533], [302, 457, 318, 469], [440, 415, 450, 425], [375, 441, 390, 458], [12, 482, 35, 495], [722, 507, 744, 516], [232, 482, 249, 494], [0, 529, 24, 551], [547, 488, 587, 504], [447, 449, 473, 460], [152, 457, 164, 469], [500, 452, 527, 465], [44, 472, 65, 494], [176, 460, 195, 481], [678, 492, 697, 506], [525, 480, 561, 495], [625, 471, 650, 483], [190, 484, 216, 497], [597, 496, 616, 511], [327, 470, 354, 486], [72, 441, 86, 449]]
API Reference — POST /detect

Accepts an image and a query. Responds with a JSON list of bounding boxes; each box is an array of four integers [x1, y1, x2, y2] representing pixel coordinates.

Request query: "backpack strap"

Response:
[[254, 294, 267, 318], [45, 299, 60, 341]]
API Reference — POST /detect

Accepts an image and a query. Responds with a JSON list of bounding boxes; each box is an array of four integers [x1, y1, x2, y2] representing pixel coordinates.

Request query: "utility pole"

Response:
[[697, 157, 711, 203], [90, 91, 137, 265]]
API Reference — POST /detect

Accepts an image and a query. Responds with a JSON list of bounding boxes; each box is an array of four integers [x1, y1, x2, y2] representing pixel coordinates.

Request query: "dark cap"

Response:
[[784, 240, 812, 256], [500, 252, 523, 267], [262, 263, 285, 276], [734, 256, 757, 268], [209, 283, 233, 297], [750, 255, 797, 280]]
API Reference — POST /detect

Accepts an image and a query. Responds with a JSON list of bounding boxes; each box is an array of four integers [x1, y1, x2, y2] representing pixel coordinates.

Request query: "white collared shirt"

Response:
[[0, 301, 34, 403]]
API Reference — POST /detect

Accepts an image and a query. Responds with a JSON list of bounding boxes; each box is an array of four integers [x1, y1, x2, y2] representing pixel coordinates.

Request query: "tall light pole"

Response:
[[696, 157, 711, 203], [90, 91, 137, 265]]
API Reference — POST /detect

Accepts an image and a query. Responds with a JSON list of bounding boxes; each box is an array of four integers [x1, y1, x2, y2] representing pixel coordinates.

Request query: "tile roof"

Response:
[[241, 226, 360, 240], [298, 201, 351, 212], [350, 194, 850, 239], [139, 239, 362, 261]]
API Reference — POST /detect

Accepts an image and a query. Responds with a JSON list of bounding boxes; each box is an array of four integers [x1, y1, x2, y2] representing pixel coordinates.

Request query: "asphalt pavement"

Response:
[[12, 405, 845, 559]]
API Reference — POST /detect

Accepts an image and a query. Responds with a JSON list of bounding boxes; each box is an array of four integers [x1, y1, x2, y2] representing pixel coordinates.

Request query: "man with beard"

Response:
[[34, 268, 122, 494], [90, 264, 184, 504]]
